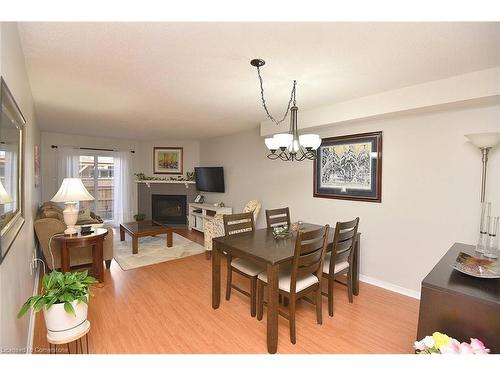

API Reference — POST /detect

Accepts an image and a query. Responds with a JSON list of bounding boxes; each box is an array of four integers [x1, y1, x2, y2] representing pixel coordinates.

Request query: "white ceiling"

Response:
[[18, 22, 500, 140]]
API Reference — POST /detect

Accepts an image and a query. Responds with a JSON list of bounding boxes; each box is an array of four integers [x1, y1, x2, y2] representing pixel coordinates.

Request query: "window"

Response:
[[79, 155, 114, 221]]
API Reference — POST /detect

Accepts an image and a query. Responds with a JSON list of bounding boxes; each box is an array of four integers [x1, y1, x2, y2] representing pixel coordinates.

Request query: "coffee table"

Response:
[[119, 220, 173, 254]]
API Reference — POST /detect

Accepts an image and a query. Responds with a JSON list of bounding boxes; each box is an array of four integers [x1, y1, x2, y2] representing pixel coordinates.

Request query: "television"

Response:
[[195, 167, 225, 193]]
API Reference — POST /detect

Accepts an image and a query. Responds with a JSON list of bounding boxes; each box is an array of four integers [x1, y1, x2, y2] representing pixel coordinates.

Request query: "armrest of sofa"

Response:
[[34, 218, 67, 269]]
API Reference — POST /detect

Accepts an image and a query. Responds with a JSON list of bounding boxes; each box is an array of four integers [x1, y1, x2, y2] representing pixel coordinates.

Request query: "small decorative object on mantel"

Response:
[[134, 171, 195, 182], [153, 147, 183, 174], [451, 251, 500, 278], [414, 332, 490, 354], [313, 131, 382, 202]]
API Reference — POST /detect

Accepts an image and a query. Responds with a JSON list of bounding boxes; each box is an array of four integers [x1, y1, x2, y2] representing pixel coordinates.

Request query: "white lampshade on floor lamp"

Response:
[[465, 133, 500, 202], [51, 178, 95, 235]]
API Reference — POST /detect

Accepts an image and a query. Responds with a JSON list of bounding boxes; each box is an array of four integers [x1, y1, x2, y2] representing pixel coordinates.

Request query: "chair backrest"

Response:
[[289, 225, 330, 294], [223, 212, 255, 236], [328, 218, 360, 275], [243, 200, 262, 222], [265, 207, 291, 228]]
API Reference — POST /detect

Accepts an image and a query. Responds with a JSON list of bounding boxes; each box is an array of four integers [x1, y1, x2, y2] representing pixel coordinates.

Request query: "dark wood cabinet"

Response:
[[417, 243, 500, 353]]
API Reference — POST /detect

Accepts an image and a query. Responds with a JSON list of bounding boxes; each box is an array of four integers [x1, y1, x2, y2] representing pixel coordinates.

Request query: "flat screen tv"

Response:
[[195, 167, 225, 193]]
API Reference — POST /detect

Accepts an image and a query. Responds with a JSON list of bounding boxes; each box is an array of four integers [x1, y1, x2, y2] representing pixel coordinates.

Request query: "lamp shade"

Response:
[[264, 137, 279, 151], [465, 133, 500, 148], [0, 180, 13, 204], [273, 133, 293, 148], [51, 178, 94, 203], [299, 134, 322, 150]]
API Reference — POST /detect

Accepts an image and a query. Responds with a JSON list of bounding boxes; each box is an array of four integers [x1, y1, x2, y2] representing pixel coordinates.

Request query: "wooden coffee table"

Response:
[[119, 220, 173, 254]]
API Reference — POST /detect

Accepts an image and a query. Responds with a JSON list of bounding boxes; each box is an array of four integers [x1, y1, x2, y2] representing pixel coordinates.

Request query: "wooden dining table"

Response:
[[212, 223, 361, 354]]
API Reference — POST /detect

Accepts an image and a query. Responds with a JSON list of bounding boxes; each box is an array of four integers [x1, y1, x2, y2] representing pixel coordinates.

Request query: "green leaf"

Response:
[[17, 299, 33, 319], [64, 301, 75, 316]]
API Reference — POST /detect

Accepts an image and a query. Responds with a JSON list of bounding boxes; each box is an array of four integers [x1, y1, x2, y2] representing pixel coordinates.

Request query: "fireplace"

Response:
[[152, 194, 187, 225]]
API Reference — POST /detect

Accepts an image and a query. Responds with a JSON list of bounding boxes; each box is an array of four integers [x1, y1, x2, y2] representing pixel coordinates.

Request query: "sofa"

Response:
[[34, 202, 114, 270]]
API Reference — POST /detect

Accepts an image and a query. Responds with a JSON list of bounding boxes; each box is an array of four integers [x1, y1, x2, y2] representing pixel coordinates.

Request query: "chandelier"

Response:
[[250, 58, 321, 161]]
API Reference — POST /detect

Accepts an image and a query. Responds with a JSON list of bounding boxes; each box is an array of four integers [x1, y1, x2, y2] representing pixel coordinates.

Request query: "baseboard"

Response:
[[359, 274, 421, 300], [26, 260, 40, 354]]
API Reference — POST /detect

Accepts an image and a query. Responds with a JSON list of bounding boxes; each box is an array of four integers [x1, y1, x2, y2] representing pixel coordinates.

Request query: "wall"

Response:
[[200, 103, 500, 296], [0, 22, 41, 352], [40, 133, 200, 215]]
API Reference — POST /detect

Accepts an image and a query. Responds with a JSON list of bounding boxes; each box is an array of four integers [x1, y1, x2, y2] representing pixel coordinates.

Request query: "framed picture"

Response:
[[153, 147, 183, 174], [313, 131, 382, 202]]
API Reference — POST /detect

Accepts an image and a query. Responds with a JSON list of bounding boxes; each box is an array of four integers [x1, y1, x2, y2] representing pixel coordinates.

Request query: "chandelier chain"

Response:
[[256, 66, 296, 126]]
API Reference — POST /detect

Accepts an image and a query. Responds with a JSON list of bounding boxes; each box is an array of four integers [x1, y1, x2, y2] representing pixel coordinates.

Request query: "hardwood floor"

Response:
[[33, 228, 419, 354]]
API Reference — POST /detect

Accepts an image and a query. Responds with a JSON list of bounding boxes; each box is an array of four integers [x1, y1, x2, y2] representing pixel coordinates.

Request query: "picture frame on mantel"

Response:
[[313, 131, 382, 202], [153, 147, 183, 175]]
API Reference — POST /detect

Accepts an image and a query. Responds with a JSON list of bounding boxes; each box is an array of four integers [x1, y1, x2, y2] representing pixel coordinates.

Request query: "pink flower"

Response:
[[414, 340, 426, 351], [459, 342, 474, 354], [440, 339, 461, 354], [470, 338, 490, 354]]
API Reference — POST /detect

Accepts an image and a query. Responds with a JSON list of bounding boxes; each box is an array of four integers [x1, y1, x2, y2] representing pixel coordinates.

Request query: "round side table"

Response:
[[47, 320, 91, 354], [53, 227, 108, 283]]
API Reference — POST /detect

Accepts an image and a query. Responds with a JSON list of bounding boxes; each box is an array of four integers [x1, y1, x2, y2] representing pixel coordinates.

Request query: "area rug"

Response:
[[113, 233, 205, 270]]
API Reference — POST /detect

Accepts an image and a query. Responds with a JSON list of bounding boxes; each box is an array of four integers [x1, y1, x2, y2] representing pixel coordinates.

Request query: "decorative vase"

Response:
[[43, 299, 88, 332], [485, 216, 499, 259], [476, 202, 491, 254]]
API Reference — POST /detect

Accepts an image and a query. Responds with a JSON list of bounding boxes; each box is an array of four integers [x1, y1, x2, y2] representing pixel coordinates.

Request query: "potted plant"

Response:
[[134, 213, 146, 221], [17, 270, 96, 333]]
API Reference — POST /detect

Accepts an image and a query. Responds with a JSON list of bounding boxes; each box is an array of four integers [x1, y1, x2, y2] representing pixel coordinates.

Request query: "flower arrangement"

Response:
[[414, 332, 490, 354]]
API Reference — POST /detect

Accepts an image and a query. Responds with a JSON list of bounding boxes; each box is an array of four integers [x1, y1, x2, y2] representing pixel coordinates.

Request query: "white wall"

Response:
[[0, 22, 41, 352], [40, 132, 200, 215], [200, 103, 500, 295]]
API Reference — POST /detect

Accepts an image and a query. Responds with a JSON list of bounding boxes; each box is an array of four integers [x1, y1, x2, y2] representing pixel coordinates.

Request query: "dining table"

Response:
[[211, 222, 361, 354]]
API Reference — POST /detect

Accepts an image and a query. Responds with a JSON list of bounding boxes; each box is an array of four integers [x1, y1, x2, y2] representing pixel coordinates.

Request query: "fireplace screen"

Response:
[[152, 194, 187, 225]]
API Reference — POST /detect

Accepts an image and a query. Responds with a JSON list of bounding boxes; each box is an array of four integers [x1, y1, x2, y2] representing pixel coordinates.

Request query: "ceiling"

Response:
[[18, 22, 500, 140]]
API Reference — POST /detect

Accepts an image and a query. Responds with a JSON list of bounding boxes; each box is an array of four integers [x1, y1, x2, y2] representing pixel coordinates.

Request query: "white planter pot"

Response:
[[43, 299, 88, 332]]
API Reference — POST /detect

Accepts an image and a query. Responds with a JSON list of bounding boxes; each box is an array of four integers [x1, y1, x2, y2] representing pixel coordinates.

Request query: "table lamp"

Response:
[[0, 179, 13, 205], [51, 178, 94, 235], [465, 132, 500, 202]]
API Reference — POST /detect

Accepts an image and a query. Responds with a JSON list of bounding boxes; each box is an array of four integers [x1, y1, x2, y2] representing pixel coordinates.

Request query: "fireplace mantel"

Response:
[[136, 180, 196, 188]]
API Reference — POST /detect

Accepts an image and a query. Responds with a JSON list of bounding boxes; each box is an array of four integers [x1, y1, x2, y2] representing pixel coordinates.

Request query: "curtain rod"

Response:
[[51, 145, 135, 154]]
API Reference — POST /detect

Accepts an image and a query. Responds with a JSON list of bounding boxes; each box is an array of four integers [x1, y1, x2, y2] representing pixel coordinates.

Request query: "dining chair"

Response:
[[223, 212, 265, 317], [321, 217, 360, 316], [256, 225, 330, 344], [265, 207, 291, 228]]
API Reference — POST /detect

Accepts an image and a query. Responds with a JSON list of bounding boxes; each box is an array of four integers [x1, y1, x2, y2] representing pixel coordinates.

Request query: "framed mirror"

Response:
[[0, 77, 26, 263]]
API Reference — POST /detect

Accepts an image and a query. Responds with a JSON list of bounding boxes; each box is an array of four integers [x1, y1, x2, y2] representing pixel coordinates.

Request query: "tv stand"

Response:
[[188, 203, 232, 233]]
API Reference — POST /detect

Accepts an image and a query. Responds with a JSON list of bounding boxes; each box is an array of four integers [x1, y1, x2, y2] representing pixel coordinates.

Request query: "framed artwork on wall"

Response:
[[153, 147, 183, 174], [313, 131, 382, 202]]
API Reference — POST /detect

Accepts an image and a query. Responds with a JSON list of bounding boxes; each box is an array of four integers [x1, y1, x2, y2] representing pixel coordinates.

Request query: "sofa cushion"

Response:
[[39, 208, 64, 221]]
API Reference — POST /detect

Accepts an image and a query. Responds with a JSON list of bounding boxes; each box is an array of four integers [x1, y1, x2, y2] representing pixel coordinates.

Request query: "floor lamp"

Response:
[[465, 133, 500, 202]]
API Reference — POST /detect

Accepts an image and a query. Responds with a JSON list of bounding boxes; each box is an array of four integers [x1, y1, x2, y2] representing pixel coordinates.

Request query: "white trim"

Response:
[[26, 261, 40, 354], [359, 274, 421, 300]]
